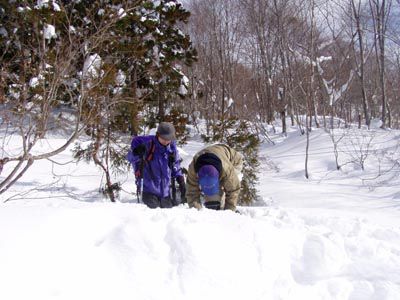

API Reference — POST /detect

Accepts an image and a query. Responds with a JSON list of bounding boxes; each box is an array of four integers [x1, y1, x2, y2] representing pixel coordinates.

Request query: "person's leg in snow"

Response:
[[160, 197, 173, 208], [142, 192, 173, 208], [142, 192, 159, 208]]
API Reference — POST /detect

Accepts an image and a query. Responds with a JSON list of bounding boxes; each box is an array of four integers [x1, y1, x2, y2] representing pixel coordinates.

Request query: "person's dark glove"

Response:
[[169, 153, 176, 165], [132, 143, 146, 156], [177, 175, 186, 202]]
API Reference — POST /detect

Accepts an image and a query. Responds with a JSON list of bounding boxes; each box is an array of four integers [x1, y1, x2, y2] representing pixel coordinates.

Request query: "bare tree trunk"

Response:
[[305, 0, 317, 179], [247, 0, 275, 124], [387, 101, 392, 128], [351, 0, 371, 128], [273, 0, 289, 135], [369, 0, 391, 128], [305, 114, 310, 179]]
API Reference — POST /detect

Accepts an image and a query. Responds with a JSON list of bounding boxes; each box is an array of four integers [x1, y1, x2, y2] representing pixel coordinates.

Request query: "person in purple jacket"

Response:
[[127, 122, 186, 208]]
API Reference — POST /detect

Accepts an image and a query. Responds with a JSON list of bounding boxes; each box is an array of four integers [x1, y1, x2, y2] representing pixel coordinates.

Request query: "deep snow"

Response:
[[1, 124, 400, 300]]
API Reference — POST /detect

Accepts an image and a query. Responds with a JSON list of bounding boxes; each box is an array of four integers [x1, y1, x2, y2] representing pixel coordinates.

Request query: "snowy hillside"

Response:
[[1, 125, 400, 300]]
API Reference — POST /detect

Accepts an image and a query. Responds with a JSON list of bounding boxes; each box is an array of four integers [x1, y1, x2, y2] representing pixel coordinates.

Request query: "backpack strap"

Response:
[[140, 139, 156, 182], [146, 139, 156, 161]]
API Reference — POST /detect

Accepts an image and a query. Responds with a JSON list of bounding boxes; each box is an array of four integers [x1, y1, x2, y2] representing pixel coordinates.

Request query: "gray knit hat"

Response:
[[156, 122, 176, 140]]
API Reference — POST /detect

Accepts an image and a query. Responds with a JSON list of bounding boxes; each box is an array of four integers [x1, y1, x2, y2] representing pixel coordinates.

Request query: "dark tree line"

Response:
[[0, 0, 196, 199]]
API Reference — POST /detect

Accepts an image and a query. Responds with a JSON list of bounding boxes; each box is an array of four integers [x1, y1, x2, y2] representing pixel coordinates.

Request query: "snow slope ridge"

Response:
[[258, 128, 400, 226], [1, 202, 399, 300]]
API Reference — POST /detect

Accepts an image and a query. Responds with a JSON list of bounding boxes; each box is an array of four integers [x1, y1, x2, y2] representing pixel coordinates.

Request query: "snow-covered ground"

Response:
[[1, 124, 400, 300]]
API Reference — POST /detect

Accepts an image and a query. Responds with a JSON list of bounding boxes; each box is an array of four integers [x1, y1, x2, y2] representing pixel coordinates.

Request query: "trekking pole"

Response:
[[169, 153, 177, 205], [171, 176, 177, 205], [137, 154, 145, 203]]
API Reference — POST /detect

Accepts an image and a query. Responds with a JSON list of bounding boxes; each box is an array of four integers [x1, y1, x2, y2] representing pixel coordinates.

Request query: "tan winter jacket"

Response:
[[186, 144, 243, 211]]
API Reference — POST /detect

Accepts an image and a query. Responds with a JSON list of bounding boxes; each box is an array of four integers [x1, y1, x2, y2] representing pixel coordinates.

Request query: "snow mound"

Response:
[[1, 202, 400, 300]]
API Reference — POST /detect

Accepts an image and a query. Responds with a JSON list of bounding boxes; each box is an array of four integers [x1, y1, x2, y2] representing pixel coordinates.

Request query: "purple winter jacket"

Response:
[[127, 135, 183, 198]]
